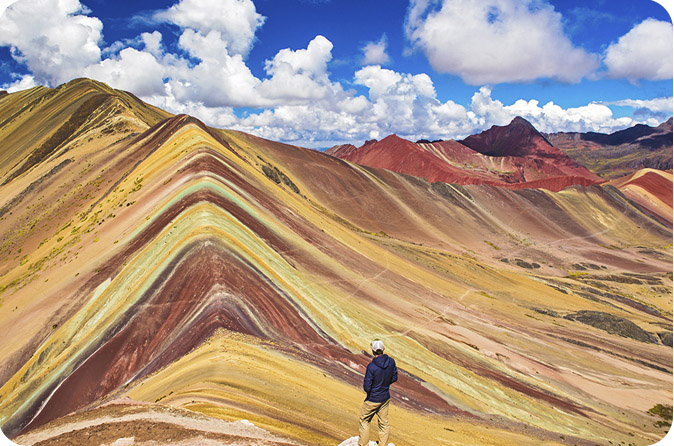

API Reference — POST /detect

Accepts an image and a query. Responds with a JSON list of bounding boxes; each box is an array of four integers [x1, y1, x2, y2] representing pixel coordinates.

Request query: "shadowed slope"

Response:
[[461, 117, 557, 158], [0, 81, 671, 446]]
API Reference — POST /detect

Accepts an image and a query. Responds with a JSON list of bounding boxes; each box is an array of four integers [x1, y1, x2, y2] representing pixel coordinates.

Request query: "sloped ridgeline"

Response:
[[0, 79, 671, 446]]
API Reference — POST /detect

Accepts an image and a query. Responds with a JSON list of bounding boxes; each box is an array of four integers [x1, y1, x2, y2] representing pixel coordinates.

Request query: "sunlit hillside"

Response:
[[0, 79, 671, 446]]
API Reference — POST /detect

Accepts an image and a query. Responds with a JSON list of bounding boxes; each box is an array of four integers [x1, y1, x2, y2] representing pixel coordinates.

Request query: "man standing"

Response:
[[359, 339, 398, 446]]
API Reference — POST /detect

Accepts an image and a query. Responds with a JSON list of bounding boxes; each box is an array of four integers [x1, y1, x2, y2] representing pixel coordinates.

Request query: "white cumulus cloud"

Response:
[[469, 86, 513, 127], [405, 0, 599, 84], [361, 34, 391, 66], [154, 0, 265, 56], [169, 29, 263, 107], [265, 35, 333, 77], [0, 0, 102, 85], [602, 97, 673, 113], [334, 65, 479, 141], [603, 18, 673, 82], [3, 73, 36, 92], [258, 35, 337, 104], [474, 88, 641, 133], [84, 47, 166, 97]]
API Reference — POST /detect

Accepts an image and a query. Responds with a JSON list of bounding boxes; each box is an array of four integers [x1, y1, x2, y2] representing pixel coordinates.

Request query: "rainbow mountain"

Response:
[[0, 79, 671, 446]]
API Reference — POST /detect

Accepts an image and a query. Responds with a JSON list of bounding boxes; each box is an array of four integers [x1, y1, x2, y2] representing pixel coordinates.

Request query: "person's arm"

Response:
[[363, 364, 373, 394], [391, 360, 398, 384]]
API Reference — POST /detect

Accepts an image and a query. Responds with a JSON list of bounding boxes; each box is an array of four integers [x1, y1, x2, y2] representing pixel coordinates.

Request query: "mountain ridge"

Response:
[[0, 79, 671, 446], [327, 117, 604, 192], [546, 118, 673, 179]]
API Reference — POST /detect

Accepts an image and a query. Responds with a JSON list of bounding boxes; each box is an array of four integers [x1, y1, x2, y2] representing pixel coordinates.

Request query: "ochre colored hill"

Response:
[[328, 117, 603, 192], [0, 80, 671, 446]]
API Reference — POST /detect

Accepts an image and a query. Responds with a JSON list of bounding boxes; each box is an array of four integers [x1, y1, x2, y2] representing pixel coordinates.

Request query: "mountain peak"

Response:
[[379, 134, 407, 143], [460, 116, 554, 158], [507, 116, 546, 140], [56, 77, 117, 96], [325, 143, 358, 157], [510, 116, 535, 127]]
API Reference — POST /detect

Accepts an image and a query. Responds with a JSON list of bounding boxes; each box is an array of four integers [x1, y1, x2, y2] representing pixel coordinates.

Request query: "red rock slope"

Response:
[[608, 169, 673, 225], [327, 117, 603, 192]]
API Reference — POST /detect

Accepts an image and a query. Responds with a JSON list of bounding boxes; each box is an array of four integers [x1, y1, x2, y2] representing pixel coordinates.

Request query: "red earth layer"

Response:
[[618, 171, 673, 207], [327, 118, 604, 192]]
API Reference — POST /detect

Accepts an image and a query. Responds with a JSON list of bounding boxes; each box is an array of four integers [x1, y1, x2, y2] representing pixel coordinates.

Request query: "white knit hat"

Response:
[[371, 340, 385, 352]]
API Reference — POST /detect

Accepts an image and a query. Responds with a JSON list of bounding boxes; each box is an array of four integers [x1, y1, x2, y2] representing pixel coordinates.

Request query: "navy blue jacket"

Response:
[[363, 354, 398, 402]]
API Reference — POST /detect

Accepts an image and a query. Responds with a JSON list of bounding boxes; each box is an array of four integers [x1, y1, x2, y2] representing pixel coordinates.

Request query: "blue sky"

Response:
[[0, 0, 671, 147]]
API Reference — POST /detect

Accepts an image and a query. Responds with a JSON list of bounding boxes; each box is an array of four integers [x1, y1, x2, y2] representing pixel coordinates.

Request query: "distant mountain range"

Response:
[[327, 116, 672, 190], [547, 118, 673, 179]]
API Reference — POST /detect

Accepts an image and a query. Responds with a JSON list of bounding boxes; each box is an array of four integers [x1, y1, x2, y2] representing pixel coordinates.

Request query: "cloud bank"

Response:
[[603, 18, 673, 83], [405, 0, 599, 84], [0, 0, 671, 147], [0, 0, 102, 85]]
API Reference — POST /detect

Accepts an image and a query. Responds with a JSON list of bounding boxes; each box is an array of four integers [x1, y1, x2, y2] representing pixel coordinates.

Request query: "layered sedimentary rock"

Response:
[[327, 117, 604, 192], [607, 169, 673, 226], [0, 79, 672, 446]]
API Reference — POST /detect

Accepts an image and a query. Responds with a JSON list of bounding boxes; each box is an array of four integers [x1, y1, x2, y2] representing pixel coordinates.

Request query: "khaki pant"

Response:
[[358, 399, 390, 446]]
